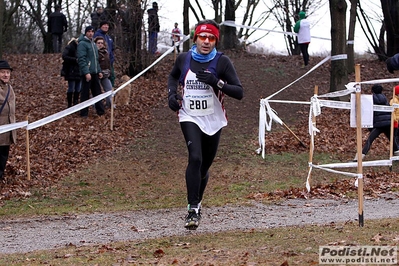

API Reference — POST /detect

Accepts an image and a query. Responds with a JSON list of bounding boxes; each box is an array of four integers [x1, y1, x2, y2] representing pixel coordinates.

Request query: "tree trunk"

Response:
[[0, 0, 4, 58], [183, 0, 190, 52], [329, 0, 348, 96], [347, 0, 358, 74], [381, 0, 399, 56], [223, 0, 237, 49], [127, 1, 143, 76]]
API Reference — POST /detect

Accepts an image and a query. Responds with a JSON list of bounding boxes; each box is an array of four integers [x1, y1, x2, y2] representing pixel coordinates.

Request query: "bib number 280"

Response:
[[190, 100, 207, 110]]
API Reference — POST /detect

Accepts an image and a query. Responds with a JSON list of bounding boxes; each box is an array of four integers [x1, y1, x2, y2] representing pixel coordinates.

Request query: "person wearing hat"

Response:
[[93, 21, 115, 86], [167, 19, 243, 230], [61, 37, 81, 108], [294, 11, 311, 67], [0, 60, 16, 182], [90, 6, 107, 31], [353, 84, 399, 161], [147, 2, 160, 54], [77, 26, 105, 117], [48, 4, 68, 53]]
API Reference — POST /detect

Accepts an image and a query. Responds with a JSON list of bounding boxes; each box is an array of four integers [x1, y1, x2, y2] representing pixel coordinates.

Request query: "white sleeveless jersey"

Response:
[[178, 69, 227, 135]]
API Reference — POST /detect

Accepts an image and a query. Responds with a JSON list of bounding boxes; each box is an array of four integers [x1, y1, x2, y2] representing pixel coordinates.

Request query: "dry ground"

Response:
[[1, 50, 399, 201]]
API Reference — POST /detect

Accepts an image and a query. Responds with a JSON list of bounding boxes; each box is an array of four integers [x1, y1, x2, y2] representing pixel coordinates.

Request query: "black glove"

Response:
[[196, 69, 218, 88], [168, 93, 183, 111]]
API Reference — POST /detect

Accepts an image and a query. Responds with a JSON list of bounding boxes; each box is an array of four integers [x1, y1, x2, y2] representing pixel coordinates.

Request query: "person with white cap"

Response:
[[0, 60, 16, 183]]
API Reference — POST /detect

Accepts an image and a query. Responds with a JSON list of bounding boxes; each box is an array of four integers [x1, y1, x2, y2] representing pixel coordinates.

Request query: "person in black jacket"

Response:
[[48, 4, 68, 53], [167, 19, 243, 230], [147, 2, 160, 54], [353, 84, 399, 161], [62, 38, 81, 108]]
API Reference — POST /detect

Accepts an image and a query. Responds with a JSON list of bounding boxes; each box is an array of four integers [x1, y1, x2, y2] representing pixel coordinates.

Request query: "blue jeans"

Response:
[[149, 31, 158, 54], [67, 80, 81, 93], [52, 34, 63, 53], [100, 77, 113, 107]]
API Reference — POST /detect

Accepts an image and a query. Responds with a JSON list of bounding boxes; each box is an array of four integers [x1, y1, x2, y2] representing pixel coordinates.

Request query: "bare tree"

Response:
[[381, 0, 399, 56], [347, 0, 357, 74], [329, 0, 348, 94], [268, 0, 324, 55]]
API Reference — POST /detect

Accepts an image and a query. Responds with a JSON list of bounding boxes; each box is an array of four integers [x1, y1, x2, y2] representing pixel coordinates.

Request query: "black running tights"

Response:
[[180, 122, 222, 207]]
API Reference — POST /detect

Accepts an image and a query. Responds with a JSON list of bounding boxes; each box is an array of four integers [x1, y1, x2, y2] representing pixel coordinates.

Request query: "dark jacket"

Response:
[[147, 8, 160, 32], [62, 39, 80, 81], [372, 86, 391, 128], [48, 11, 68, 34], [98, 47, 111, 76], [93, 30, 115, 64], [77, 34, 101, 76]]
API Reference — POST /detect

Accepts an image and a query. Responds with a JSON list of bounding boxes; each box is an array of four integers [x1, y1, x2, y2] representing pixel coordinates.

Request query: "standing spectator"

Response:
[[171, 22, 182, 54], [294, 11, 311, 67], [167, 19, 244, 230], [94, 21, 115, 86], [48, 4, 68, 53], [147, 2, 160, 54], [390, 85, 399, 147], [90, 6, 107, 31], [0, 60, 16, 183], [386, 53, 399, 74], [62, 38, 81, 108], [353, 84, 399, 161], [77, 26, 105, 118], [94, 36, 113, 109]]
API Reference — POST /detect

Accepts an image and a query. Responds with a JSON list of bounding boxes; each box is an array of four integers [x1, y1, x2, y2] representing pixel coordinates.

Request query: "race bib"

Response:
[[184, 92, 214, 116]]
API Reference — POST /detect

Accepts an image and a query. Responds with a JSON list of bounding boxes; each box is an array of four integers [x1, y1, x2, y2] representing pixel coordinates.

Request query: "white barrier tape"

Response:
[[265, 56, 331, 100], [258, 100, 267, 158], [221, 20, 331, 41], [0, 121, 28, 134], [331, 54, 347, 61], [319, 99, 351, 110], [317, 159, 392, 168], [27, 91, 113, 130], [267, 99, 310, 105], [318, 88, 355, 98], [347, 40, 354, 44], [114, 35, 190, 95], [311, 96, 321, 116], [360, 77, 399, 85], [310, 163, 361, 178]]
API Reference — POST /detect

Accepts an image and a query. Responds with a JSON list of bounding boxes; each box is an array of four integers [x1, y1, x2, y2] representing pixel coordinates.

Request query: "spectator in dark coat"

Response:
[[91, 6, 107, 31], [147, 2, 160, 54], [77, 26, 105, 118], [48, 4, 68, 53], [62, 38, 81, 108], [93, 21, 115, 86], [353, 84, 399, 161]]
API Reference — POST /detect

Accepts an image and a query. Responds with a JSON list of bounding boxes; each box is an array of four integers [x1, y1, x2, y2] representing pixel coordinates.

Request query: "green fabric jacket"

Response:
[[294, 11, 306, 33], [77, 34, 101, 76]]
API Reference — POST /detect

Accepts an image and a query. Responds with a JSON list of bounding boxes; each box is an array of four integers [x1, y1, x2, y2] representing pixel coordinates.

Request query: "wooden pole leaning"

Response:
[[110, 88, 114, 131], [307, 85, 319, 189], [25, 115, 31, 181], [355, 64, 364, 227]]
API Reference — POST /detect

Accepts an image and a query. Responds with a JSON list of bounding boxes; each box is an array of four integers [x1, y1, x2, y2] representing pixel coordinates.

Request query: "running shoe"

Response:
[[184, 209, 201, 230]]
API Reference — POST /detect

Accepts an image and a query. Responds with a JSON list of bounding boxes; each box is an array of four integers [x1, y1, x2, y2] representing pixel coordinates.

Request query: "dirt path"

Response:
[[1, 198, 399, 254]]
